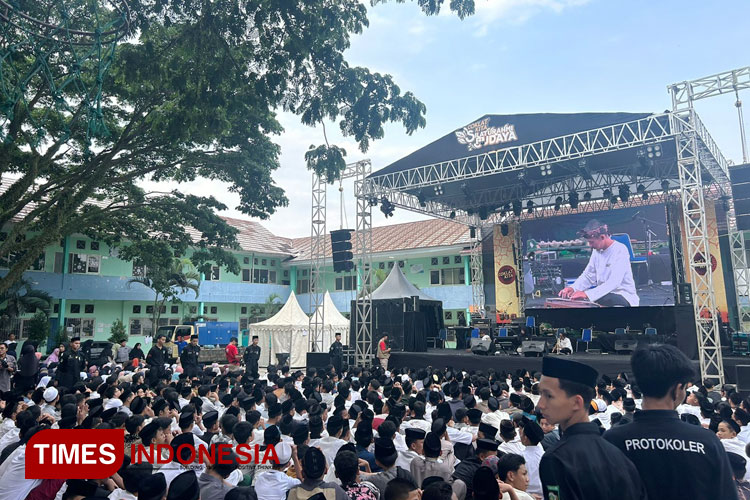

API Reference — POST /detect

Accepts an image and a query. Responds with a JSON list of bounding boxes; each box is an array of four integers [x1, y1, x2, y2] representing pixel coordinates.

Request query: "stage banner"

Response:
[[679, 201, 729, 321], [494, 224, 521, 317]]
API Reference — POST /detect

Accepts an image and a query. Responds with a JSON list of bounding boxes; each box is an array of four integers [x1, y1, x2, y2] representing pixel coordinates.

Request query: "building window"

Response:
[[189, 306, 197, 314], [261, 259, 267, 266], [302, 269, 308, 277], [53, 303, 59, 314], [242, 269, 251, 282], [431, 258, 438, 266], [65, 318, 94, 337], [241, 306, 247, 314], [129, 318, 153, 336], [69, 254, 101, 274], [70, 304, 80, 314], [442, 256, 450, 265], [133, 305, 141, 314], [335, 276, 356, 291], [132, 262, 147, 277], [84, 304, 94, 314], [282, 280, 290, 286], [252, 269, 275, 284], [207, 266, 220, 280], [388, 262, 394, 269], [441, 268, 465, 285], [54, 252, 64, 273], [171, 305, 179, 314], [283, 270, 289, 277], [29, 253, 45, 271], [430, 270, 440, 285], [243, 257, 250, 264], [76, 240, 86, 250], [240, 317, 249, 331], [398, 261, 404, 268], [270, 260, 276, 266], [378, 262, 385, 269], [159, 305, 166, 314], [445, 311, 453, 320], [297, 279, 310, 294], [210, 306, 217, 314], [90, 241, 99, 251], [254, 258, 258, 265], [454, 256, 462, 264], [146, 305, 154, 314], [269, 270, 276, 284]]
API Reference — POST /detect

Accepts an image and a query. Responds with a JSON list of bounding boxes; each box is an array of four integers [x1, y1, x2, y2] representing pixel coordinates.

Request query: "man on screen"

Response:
[[557, 219, 639, 307]]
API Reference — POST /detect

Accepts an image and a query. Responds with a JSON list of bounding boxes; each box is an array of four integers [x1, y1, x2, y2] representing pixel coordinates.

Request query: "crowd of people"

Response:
[[0, 331, 746, 500]]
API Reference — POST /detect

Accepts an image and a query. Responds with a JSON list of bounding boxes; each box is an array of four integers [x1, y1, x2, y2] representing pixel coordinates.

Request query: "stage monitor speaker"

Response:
[[614, 340, 638, 353], [730, 163, 750, 184], [677, 283, 693, 305], [522, 340, 546, 357], [471, 339, 493, 355], [737, 365, 750, 392], [738, 214, 750, 231]]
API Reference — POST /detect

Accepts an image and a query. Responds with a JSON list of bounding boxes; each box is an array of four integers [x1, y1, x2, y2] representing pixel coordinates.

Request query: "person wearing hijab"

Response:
[[13, 344, 38, 393], [44, 348, 60, 367]]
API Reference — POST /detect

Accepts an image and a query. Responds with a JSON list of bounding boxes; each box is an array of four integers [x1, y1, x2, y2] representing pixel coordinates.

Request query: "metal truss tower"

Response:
[[349, 161, 373, 366], [309, 173, 326, 352], [470, 229, 485, 316]]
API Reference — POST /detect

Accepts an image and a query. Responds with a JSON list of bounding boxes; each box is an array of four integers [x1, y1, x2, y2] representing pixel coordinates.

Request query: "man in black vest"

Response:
[[537, 356, 646, 500], [244, 335, 261, 379], [180, 334, 201, 378], [58, 337, 86, 389], [604, 344, 738, 500], [146, 334, 169, 386], [329, 332, 343, 373]]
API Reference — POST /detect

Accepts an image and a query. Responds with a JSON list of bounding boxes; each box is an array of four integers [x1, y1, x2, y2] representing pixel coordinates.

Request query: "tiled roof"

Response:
[[289, 218, 472, 262], [219, 216, 293, 256]]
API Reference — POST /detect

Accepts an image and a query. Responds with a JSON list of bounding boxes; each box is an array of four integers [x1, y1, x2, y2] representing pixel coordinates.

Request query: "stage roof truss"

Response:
[[670, 66, 750, 107]]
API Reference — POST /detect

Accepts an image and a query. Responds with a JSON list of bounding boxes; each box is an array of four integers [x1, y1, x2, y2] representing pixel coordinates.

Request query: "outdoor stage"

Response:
[[388, 348, 750, 384]]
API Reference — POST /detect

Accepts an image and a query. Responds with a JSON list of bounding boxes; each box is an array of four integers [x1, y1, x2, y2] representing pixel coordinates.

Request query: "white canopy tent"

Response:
[[248, 291, 310, 368], [314, 291, 351, 349]]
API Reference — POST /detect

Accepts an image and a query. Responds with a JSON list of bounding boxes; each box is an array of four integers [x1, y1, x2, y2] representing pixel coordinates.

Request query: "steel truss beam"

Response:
[[351, 160, 373, 366], [513, 221, 525, 313], [470, 232, 484, 316], [670, 66, 750, 106], [309, 173, 326, 352], [672, 110, 725, 384]]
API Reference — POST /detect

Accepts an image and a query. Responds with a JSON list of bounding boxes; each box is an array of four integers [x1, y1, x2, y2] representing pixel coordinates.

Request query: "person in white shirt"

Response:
[[735, 408, 750, 443], [519, 419, 544, 498], [498, 420, 524, 455], [558, 219, 639, 307], [717, 419, 750, 480], [395, 427, 425, 469], [498, 453, 535, 500], [317, 415, 349, 465], [254, 442, 301, 500], [553, 333, 573, 355]]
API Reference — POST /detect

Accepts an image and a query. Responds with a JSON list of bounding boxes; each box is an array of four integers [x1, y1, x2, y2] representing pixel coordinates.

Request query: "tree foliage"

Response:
[[0, 0, 475, 293], [108, 318, 128, 344], [0, 278, 52, 324], [26, 311, 50, 348]]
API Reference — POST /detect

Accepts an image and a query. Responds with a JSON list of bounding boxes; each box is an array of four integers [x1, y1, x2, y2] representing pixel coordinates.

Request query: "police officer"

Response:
[[57, 337, 86, 389], [329, 332, 343, 373], [604, 344, 738, 499], [180, 334, 201, 378], [146, 334, 169, 386], [243, 335, 261, 378], [536, 356, 646, 500]]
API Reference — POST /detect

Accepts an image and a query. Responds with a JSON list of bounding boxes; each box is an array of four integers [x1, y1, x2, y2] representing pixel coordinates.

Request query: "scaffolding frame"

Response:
[[309, 172, 326, 352]]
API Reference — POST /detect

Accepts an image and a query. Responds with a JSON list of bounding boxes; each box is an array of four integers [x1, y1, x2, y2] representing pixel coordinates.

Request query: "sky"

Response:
[[145, 0, 750, 239]]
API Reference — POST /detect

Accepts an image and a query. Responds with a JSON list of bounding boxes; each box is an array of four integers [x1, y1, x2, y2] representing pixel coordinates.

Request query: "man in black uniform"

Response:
[[329, 332, 343, 373], [452, 438, 498, 499], [243, 335, 261, 379], [146, 334, 169, 386], [536, 356, 646, 500], [604, 344, 738, 500], [57, 337, 86, 389], [180, 334, 201, 378]]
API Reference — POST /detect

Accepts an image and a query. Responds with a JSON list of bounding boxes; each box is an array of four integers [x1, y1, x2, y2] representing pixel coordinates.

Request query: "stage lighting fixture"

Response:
[[661, 179, 670, 192], [540, 165, 552, 176], [642, 192, 649, 201], [512, 200, 522, 216], [417, 189, 427, 207], [610, 195, 618, 204], [479, 206, 489, 220], [470, 226, 477, 239], [583, 191, 592, 201], [449, 210, 456, 219], [501, 224, 509, 236], [618, 185, 630, 203], [526, 200, 534, 214], [603, 189, 612, 198], [646, 144, 662, 159], [636, 184, 646, 194], [577, 159, 593, 181], [380, 197, 395, 218], [503, 203, 511, 213], [434, 185, 444, 196], [369, 197, 379, 207], [569, 191, 579, 209], [554, 196, 563, 211]]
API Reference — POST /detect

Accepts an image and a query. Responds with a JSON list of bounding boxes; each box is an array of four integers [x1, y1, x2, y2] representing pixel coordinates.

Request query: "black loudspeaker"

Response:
[[674, 305, 698, 360], [471, 341, 492, 356], [738, 215, 750, 231], [522, 340, 546, 357], [737, 365, 750, 391], [677, 283, 693, 305], [734, 198, 750, 215], [730, 163, 750, 184], [614, 340, 638, 353], [306, 352, 331, 369], [733, 181, 750, 200]]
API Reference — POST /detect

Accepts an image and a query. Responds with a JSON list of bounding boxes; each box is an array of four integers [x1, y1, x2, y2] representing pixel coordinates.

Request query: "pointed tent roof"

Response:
[[251, 291, 309, 327], [371, 265, 435, 301], [316, 291, 349, 328]]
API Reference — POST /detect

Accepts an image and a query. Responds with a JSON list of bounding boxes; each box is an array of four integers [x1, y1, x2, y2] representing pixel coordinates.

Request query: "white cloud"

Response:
[[472, 0, 591, 34]]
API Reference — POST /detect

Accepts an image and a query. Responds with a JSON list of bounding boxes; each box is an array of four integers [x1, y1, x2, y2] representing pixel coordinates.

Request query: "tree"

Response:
[[264, 293, 283, 317], [0, 0, 475, 294], [26, 311, 50, 349], [127, 256, 200, 336], [108, 318, 128, 344], [0, 278, 52, 330]]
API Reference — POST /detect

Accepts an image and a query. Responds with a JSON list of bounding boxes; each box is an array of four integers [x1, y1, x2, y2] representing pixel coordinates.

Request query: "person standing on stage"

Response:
[[244, 335, 261, 378], [536, 356, 646, 500], [377, 334, 391, 370], [604, 344, 738, 499], [557, 219, 639, 307], [329, 332, 343, 373], [57, 337, 86, 389], [180, 334, 201, 378]]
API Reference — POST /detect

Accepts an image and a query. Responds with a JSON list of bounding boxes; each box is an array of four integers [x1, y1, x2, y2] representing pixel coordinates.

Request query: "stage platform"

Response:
[[389, 348, 750, 384]]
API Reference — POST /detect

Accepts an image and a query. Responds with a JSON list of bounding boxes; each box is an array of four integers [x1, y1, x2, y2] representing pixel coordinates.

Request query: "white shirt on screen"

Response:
[[572, 240, 639, 306]]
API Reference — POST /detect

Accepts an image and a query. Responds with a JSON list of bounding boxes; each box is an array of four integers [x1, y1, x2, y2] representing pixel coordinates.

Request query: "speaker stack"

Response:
[[730, 163, 750, 230]]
